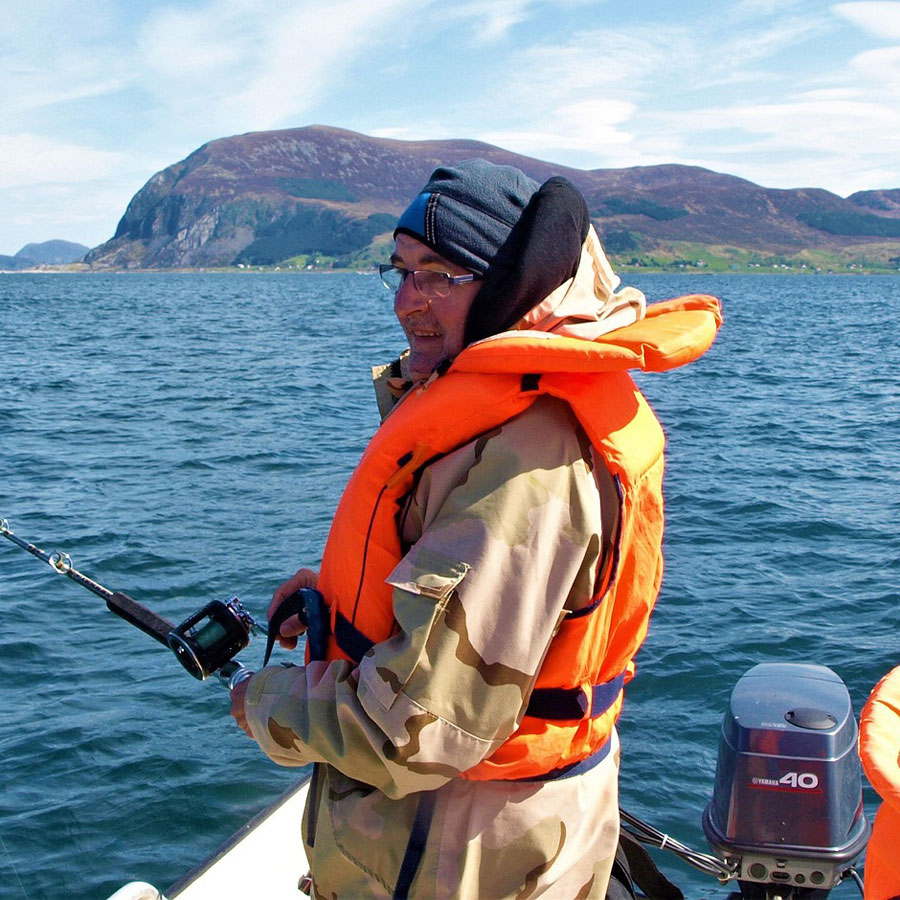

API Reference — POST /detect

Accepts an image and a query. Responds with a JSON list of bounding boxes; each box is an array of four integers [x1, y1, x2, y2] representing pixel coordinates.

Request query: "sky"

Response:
[[2, 0, 900, 256]]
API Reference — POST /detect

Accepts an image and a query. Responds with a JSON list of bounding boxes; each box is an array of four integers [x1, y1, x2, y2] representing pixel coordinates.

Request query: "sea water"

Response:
[[0, 272, 897, 899]]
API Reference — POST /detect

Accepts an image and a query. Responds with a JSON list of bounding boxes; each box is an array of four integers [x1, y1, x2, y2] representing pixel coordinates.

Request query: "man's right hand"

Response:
[[268, 567, 319, 651]]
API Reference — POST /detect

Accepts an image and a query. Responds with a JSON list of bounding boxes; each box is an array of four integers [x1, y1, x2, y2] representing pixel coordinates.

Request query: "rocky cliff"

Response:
[[85, 125, 900, 269]]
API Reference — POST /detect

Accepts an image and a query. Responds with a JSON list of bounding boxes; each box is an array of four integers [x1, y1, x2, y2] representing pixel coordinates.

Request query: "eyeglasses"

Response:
[[379, 264, 480, 299]]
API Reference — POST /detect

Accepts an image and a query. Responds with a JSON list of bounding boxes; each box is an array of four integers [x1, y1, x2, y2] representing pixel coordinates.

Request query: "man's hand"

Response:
[[268, 567, 319, 651], [230, 678, 253, 738], [231, 568, 319, 740]]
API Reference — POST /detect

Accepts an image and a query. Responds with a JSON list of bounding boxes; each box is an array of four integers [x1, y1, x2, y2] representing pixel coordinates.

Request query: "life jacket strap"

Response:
[[334, 610, 375, 661], [336, 610, 625, 724], [525, 671, 626, 721], [510, 733, 613, 782], [392, 788, 437, 899]]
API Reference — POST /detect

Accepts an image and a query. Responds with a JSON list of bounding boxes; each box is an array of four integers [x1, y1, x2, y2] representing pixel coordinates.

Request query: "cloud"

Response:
[[663, 94, 900, 154], [231, 0, 419, 127], [433, 24, 708, 167], [850, 45, 900, 87], [369, 15, 828, 170], [514, 26, 679, 92], [701, 17, 833, 84], [0, 179, 136, 253], [137, 0, 423, 134], [0, 134, 125, 190], [730, 0, 811, 12], [482, 99, 637, 159], [832, 1, 900, 38], [138, 1, 256, 81], [2, 0, 133, 117], [368, 23, 661, 167], [439, 0, 536, 43], [435, 3, 900, 188], [464, 10, 829, 128], [651, 90, 900, 191], [4, 72, 129, 117]]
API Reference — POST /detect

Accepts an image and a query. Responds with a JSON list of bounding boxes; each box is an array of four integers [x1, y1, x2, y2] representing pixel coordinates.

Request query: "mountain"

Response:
[[2, 240, 90, 269], [17, 239, 91, 264], [84, 125, 900, 271], [847, 189, 900, 215], [0, 255, 26, 271]]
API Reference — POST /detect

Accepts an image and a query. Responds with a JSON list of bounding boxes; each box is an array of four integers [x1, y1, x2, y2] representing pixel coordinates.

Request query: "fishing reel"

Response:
[[168, 597, 260, 681], [167, 588, 325, 682]]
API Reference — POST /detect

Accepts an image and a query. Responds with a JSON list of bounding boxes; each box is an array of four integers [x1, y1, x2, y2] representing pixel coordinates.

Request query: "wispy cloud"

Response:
[[481, 99, 638, 166], [698, 17, 833, 86], [439, 0, 537, 43], [0, 132, 139, 249], [366, 11, 845, 173], [4, 71, 129, 117], [136, 0, 423, 135], [651, 89, 900, 191], [2, 0, 133, 117], [832, 1, 900, 38], [0, 134, 125, 190], [850, 45, 900, 87], [449, 8, 893, 185]]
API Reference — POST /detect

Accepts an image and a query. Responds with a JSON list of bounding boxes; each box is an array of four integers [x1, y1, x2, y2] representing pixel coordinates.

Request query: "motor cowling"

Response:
[[703, 663, 869, 897]]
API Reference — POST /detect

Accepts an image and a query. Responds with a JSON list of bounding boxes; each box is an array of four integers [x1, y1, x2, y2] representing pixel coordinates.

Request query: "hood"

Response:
[[512, 225, 645, 340]]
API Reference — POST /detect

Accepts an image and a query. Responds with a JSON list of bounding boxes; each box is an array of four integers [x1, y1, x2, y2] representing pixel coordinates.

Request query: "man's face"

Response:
[[391, 233, 482, 382]]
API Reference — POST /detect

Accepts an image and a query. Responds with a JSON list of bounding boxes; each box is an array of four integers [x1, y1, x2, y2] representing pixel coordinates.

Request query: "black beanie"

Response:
[[395, 159, 539, 275]]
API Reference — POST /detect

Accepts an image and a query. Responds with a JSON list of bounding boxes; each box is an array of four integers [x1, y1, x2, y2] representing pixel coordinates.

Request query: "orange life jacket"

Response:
[[315, 294, 722, 780], [859, 666, 900, 900]]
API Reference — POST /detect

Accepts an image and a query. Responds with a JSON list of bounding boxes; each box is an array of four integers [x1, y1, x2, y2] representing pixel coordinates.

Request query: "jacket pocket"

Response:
[[360, 560, 471, 714], [323, 765, 426, 895], [387, 552, 470, 602]]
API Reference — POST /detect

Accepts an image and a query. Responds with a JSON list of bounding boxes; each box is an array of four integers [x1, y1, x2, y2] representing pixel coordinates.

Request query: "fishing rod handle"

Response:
[[220, 660, 254, 692]]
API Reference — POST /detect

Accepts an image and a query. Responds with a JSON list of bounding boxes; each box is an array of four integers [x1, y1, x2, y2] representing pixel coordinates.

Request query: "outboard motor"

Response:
[[703, 663, 869, 898]]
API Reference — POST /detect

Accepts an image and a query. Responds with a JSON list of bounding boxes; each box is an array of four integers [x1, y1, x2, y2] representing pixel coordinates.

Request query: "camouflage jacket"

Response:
[[244, 393, 621, 897]]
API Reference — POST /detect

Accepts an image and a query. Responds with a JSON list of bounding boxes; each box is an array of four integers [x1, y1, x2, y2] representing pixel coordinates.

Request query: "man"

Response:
[[231, 159, 720, 897]]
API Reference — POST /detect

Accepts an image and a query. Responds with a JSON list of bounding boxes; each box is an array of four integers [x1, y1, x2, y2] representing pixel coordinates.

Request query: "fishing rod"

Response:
[[0, 518, 320, 689]]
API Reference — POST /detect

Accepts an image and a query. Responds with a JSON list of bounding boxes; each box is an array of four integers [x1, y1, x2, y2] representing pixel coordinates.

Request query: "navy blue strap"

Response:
[[393, 790, 437, 899], [591, 671, 627, 716], [304, 591, 330, 662], [334, 610, 376, 662], [335, 612, 627, 726], [512, 735, 613, 782], [336, 609, 625, 726], [338, 601, 625, 726], [305, 763, 321, 848], [525, 671, 626, 721]]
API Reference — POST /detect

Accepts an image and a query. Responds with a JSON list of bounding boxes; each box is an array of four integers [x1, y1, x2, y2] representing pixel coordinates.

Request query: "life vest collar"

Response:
[[450, 294, 721, 376]]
